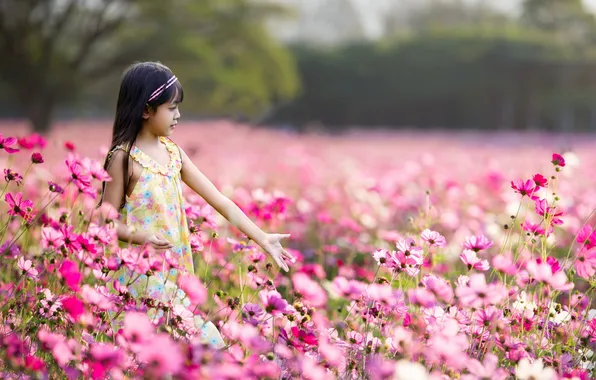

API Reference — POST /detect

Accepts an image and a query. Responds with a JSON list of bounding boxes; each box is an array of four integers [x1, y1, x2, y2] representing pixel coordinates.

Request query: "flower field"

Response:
[[0, 121, 595, 379]]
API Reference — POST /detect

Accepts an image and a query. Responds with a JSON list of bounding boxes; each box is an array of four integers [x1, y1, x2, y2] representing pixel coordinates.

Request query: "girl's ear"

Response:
[[142, 104, 152, 120]]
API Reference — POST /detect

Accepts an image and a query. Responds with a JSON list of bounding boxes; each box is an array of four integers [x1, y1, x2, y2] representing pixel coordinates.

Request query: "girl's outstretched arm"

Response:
[[179, 147, 294, 272]]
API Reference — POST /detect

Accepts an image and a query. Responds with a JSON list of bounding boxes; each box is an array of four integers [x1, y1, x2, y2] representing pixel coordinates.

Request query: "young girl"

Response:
[[99, 61, 295, 348]]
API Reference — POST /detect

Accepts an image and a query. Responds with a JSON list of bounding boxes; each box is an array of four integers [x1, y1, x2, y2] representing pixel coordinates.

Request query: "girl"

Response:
[[99, 61, 295, 348]]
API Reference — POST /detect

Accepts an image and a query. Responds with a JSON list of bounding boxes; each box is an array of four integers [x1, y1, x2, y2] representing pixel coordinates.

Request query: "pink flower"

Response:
[[17, 257, 39, 279], [463, 235, 493, 252], [59, 225, 81, 253], [576, 225, 596, 250], [290, 326, 318, 347], [551, 153, 565, 167], [511, 179, 538, 199], [522, 221, 552, 237], [535, 199, 564, 225], [259, 290, 292, 315], [122, 312, 154, 348], [79, 285, 113, 310], [292, 272, 327, 308], [421, 229, 447, 247], [460, 249, 490, 271], [372, 249, 390, 266], [5, 192, 34, 221], [59, 260, 82, 291], [52, 340, 75, 367], [80, 157, 110, 181], [492, 253, 518, 275], [408, 287, 436, 308], [137, 334, 183, 377], [390, 248, 424, 276], [48, 181, 64, 194], [242, 303, 265, 325], [575, 248, 596, 279], [455, 273, 506, 308], [41, 227, 65, 251], [4, 169, 23, 185], [177, 272, 208, 305], [62, 296, 85, 321], [466, 353, 508, 380], [65, 157, 92, 191], [421, 274, 453, 303], [89, 343, 123, 377], [526, 260, 573, 291], [0, 133, 20, 153]]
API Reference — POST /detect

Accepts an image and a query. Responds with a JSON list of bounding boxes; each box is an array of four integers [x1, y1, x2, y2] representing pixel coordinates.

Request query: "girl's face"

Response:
[[143, 101, 181, 137]]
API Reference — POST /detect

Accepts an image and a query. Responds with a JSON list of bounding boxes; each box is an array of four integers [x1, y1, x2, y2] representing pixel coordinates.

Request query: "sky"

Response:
[[264, 0, 596, 42]]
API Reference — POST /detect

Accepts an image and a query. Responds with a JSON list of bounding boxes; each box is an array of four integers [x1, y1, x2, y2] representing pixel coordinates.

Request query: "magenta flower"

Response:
[[421, 229, 447, 247], [242, 303, 265, 325], [48, 181, 64, 194], [534, 199, 564, 225], [511, 179, 538, 199], [5, 192, 34, 221], [89, 343, 123, 377], [463, 235, 493, 252], [0, 133, 19, 153], [65, 157, 92, 190], [59, 260, 82, 291], [259, 290, 292, 315], [31, 152, 44, 164], [41, 226, 65, 250], [551, 153, 565, 167], [522, 221, 552, 237], [460, 249, 490, 271], [576, 225, 596, 250], [62, 296, 85, 321], [532, 173, 548, 188], [4, 169, 23, 185]]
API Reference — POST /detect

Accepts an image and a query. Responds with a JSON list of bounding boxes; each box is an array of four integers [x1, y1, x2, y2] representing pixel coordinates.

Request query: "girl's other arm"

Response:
[[179, 147, 294, 271], [103, 150, 173, 249]]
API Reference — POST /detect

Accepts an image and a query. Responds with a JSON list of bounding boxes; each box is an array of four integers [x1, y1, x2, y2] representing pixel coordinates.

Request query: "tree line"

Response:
[[265, 27, 596, 132], [2, 0, 596, 132]]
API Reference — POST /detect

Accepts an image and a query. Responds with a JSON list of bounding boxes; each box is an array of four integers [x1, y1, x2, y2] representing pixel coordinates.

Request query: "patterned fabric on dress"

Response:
[[109, 136, 225, 349]]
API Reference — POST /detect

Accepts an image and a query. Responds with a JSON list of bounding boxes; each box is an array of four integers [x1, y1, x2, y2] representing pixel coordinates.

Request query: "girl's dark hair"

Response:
[[98, 61, 184, 208]]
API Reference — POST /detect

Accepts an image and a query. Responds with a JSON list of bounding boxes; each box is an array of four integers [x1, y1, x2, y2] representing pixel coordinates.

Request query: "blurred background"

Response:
[[2, 0, 596, 134]]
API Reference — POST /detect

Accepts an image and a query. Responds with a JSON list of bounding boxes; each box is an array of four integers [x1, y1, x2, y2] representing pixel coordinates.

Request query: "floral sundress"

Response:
[[110, 137, 225, 349]]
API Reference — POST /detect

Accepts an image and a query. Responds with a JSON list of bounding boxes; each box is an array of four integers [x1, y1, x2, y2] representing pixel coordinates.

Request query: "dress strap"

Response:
[[126, 137, 181, 175]]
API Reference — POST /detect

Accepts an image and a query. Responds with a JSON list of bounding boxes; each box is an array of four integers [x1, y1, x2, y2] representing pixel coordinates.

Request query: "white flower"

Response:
[[515, 358, 556, 380], [587, 309, 596, 321], [548, 303, 570, 325], [578, 348, 594, 370], [512, 291, 537, 316], [394, 359, 428, 380]]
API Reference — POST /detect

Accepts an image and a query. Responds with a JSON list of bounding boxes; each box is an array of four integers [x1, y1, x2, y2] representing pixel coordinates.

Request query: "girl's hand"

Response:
[[259, 233, 295, 272], [147, 233, 174, 250]]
